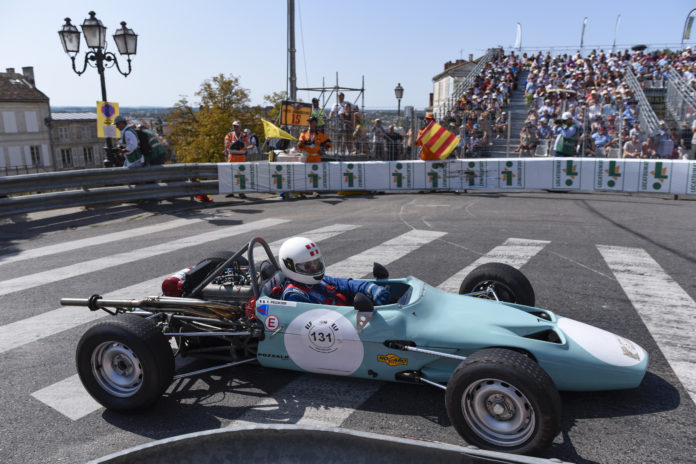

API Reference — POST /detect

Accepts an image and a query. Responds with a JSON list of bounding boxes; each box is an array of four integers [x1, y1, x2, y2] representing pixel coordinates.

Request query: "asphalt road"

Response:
[[0, 191, 694, 464]]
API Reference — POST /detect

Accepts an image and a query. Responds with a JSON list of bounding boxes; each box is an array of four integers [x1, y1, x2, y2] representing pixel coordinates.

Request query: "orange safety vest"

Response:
[[298, 129, 331, 163], [416, 128, 439, 161], [225, 130, 249, 162]]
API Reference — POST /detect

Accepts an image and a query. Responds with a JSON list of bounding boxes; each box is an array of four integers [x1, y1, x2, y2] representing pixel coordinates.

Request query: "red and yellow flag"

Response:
[[416, 121, 460, 160]]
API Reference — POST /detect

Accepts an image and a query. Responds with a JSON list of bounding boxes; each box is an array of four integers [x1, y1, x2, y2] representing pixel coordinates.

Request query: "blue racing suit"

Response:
[[281, 276, 390, 305]]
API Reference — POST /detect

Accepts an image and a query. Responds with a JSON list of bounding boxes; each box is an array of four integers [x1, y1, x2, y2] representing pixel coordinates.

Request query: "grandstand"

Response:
[[430, 47, 696, 160]]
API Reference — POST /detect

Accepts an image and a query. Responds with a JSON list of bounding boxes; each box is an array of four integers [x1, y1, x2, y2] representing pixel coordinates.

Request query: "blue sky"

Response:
[[2, 1, 694, 109]]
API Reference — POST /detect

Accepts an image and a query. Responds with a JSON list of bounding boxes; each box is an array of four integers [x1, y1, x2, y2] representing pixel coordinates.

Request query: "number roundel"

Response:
[[284, 309, 364, 375]]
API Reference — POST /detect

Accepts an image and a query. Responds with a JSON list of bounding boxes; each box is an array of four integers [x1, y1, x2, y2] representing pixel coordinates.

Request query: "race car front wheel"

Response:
[[76, 315, 174, 411], [445, 348, 561, 455], [459, 262, 535, 306]]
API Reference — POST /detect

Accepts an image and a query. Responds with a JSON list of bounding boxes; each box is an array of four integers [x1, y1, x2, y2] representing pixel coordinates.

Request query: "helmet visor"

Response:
[[295, 257, 324, 275]]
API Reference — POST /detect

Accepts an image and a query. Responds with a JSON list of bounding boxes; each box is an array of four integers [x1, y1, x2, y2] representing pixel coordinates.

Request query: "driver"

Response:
[[278, 237, 390, 305]]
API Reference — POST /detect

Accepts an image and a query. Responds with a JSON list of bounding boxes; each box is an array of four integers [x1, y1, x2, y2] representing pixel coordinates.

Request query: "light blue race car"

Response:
[[62, 237, 648, 455]]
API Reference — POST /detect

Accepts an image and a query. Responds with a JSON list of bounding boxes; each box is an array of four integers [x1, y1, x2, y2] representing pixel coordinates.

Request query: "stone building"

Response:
[[0, 67, 53, 174], [49, 113, 104, 169]]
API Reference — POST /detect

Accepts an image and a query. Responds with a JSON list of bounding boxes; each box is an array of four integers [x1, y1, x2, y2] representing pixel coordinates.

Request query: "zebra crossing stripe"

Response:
[[437, 238, 550, 293], [0, 275, 166, 355], [24, 224, 362, 421], [0, 218, 288, 297], [228, 376, 381, 429], [0, 223, 358, 356], [0, 217, 206, 267], [31, 375, 101, 421], [327, 229, 447, 279], [29, 226, 441, 421], [597, 245, 696, 404], [266, 224, 359, 257]]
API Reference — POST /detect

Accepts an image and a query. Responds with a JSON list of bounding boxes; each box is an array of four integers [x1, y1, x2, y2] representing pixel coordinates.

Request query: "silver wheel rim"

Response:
[[91, 341, 143, 398], [462, 378, 535, 447]]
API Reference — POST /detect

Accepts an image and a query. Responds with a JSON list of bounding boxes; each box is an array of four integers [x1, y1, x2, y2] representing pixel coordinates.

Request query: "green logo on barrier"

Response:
[[344, 171, 355, 187], [272, 165, 284, 188], [308, 172, 319, 188], [235, 172, 246, 189], [427, 170, 439, 188], [239, 165, 246, 172], [651, 162, 668, 190]]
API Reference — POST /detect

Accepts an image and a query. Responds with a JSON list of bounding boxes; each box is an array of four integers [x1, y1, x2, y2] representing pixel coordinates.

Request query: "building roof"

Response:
[[51, 112, 97, 121], [432, 57, 483, 82], [0, 72, 49, 103]]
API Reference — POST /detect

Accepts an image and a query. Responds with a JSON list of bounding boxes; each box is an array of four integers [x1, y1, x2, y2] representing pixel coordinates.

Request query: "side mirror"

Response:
[[354, 292, 374, 332], [353, 292, 374, 312], [373, 262, 389, 280]]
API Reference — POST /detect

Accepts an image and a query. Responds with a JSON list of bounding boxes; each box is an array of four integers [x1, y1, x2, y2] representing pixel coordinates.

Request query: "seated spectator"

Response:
[[592, 127, 615, 157], [578, 130, 596, 157], [537, 117, 553, 139], [514, 124, 538, 157], [623, 134, 642, 158], [494, 112, 508, 138], [641, 138, 657, 159]]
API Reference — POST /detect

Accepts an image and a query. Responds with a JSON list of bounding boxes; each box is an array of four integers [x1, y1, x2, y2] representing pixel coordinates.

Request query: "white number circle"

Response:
[[284, 309, 364, 375]]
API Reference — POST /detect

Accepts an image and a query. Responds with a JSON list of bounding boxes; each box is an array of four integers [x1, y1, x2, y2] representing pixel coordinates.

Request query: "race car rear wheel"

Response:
[[76, 315, 174, 411], [459, 262, 535, 306], [445, 348, 561, 455]]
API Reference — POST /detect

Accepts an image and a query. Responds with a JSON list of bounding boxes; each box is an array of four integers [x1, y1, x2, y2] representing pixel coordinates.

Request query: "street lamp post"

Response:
[[394, 83, 404, 126], [58, 11, 138, 167]]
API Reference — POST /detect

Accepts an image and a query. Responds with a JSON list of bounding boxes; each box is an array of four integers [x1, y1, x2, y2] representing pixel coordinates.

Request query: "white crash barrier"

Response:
[[218, 158, 696, 196], [88, 425, 571, 464]]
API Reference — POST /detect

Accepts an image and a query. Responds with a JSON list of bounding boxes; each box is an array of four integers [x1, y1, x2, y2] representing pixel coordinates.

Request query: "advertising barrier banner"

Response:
[[218, 159, 696, 195]]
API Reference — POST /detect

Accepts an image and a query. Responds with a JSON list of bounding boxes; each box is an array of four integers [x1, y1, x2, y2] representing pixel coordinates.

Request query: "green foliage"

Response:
[[264, 91, 288, 123], [167, 74, 273, 163]]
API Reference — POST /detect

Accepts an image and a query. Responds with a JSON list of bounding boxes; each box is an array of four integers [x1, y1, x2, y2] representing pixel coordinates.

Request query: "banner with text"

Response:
[[218, 159, 696, 195]]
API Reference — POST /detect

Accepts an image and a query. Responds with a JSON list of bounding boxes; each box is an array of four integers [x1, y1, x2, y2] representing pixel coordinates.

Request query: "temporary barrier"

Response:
[[218, 159, 696, 196]]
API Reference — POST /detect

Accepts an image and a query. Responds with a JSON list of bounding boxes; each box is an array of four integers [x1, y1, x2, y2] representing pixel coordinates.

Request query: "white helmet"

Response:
[[279, 237, 325, 285]]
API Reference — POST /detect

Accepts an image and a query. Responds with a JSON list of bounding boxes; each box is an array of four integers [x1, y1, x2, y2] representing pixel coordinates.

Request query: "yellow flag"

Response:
[[262, 119, 297, 141]]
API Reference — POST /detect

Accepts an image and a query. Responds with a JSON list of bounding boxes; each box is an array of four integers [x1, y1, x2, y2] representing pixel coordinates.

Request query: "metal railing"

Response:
[[0, 164, 218, 217], [434, 49, 497, 121], [623, 65, 661, 137], [665, 67, 696, 125]]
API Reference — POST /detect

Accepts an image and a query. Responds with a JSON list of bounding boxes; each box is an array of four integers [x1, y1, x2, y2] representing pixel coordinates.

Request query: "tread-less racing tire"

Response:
[[459, 262, 535, 306], [76, 315, 174, 411], [445, 348, 561, 455]]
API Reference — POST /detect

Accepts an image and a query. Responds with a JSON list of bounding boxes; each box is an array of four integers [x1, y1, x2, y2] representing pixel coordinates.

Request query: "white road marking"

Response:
[[31, 225, 435, 421], [0, 217, 205, 266], [0, 275, 167, 354], [25, 224, 361, 420], [327, 229, 446, 279], [437, 238, 550, 293], [0, 218, 288, 297], [1, 223, 358, 356], [228, 376, 381, 428], [31, 375, 101, 421], [597, 245, 696, 403], [266, 223, 359, 257]]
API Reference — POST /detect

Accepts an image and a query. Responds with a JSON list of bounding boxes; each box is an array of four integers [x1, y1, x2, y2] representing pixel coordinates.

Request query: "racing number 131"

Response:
[[310, 331, 332, 343]]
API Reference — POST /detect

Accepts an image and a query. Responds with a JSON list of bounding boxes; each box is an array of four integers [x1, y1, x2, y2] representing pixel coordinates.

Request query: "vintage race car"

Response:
[[61, 237, 648, 455]]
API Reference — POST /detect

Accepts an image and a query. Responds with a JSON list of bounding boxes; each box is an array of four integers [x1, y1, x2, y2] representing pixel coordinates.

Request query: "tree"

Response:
[[167, 74, 267, 163]]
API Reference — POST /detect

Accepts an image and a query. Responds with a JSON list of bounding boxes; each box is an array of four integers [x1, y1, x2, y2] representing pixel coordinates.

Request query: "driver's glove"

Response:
[[368, 284, 391, 305]]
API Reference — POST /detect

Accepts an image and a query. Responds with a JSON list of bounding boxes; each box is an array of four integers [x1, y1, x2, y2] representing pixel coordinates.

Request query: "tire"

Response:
[[459, 262, 535, 306], [445, 348, 561, 455], [76, 315, 174, 411]]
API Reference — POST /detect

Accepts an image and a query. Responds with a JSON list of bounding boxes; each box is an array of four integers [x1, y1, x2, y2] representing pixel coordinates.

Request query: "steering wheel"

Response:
[[246, 237, 281, 298]]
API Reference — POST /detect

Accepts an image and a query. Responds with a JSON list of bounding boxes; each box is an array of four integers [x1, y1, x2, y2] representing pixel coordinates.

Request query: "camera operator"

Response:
[[553, 112, 578, 157]]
